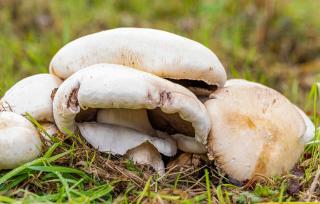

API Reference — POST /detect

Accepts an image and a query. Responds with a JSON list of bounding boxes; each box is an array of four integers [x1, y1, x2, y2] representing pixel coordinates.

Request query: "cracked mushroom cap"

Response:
[[0, 74, 62, 122], [53, 64, 211, 144], [205, 79, 306, 181], [49, 27, 226, 95], [0, 111, 42, 169]]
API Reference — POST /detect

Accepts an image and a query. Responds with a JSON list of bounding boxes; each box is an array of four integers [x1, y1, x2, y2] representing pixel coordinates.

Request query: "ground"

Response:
[[0, 0, 319, 203]]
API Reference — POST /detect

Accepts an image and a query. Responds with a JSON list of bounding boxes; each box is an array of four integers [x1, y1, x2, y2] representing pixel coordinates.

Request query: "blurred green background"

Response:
[[0, 0, 319, 109]]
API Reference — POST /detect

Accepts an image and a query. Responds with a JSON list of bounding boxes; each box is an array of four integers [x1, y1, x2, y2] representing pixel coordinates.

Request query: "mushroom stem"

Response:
[[126, 142, 165, 175], [97, 108, 156, 136]]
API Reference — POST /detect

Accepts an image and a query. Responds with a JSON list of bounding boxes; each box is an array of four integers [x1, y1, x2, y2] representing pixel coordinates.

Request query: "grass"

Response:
[[0, 0, 320, 203]]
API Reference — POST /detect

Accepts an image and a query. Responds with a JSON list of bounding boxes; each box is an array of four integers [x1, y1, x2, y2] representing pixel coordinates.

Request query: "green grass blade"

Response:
[[137, 176, 152, 204], [28, 166, 90, 180], [205, 169, 212, 204], [0, 150, 72, 185]]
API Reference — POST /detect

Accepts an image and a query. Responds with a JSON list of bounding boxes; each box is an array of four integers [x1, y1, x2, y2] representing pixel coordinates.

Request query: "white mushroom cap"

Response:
[[49, 27, 226, 93], [205, 79, 306, 181], [171, 134, 207, 154], [0, 111, 42, 169], [77, 122, 177, 157], [53, 64, 210, 144], [126, 142, 165, 175], [97, 108, 156, 136], [0, 74, 62, 122], [294, 105, 315, 143]]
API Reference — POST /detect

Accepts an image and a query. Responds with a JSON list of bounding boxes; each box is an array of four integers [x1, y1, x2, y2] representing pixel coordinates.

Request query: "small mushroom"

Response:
[[205, 79, 306, 181], [49, 28, 226, 95], [53, 64, 211, 145], [0, 111, 42, 169], [0, 74, 62, 122]]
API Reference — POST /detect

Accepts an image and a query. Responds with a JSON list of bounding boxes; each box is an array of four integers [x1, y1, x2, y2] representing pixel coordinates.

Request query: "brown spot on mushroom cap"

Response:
[[50, 88, 58, 101], [115, 47, 145, 70], [67, 87, 79, 111]]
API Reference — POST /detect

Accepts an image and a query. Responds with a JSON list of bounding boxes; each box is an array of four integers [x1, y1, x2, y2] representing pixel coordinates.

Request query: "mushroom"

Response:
[[53, 64, 211, 145], [77, 122, 175, 174], [0, 74, 62, 122], [49, 28, 226, 96], [205, 79, 306, 181], [0, 111, 42, 169]]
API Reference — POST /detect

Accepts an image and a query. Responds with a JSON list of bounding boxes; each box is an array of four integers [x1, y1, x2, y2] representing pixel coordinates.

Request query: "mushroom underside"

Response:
[[96, 108, 206, 154]]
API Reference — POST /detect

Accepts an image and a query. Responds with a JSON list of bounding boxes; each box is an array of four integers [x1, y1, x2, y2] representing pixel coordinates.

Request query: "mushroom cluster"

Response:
[[0, 28, 315, 182]]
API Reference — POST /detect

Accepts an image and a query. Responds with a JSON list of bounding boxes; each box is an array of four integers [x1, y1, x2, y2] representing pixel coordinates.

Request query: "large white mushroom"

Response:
[[0, 111, 42, 169], [205, 79, 308, 181], [49, 27, 226, 96], [0, 74, 62, 122], [53, 64, 211, 144], [53, 64, 210, 172]]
